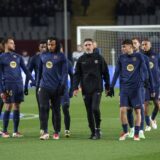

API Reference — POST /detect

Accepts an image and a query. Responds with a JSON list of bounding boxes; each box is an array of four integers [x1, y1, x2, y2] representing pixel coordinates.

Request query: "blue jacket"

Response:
[[37, 52, 68, 91]]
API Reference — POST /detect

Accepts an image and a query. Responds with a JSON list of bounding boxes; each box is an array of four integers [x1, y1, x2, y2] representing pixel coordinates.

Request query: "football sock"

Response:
[[3, 110, 10, 132]]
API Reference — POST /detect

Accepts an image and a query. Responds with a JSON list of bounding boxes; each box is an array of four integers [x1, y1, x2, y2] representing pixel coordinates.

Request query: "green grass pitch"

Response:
[[0, 89, 160, 160]]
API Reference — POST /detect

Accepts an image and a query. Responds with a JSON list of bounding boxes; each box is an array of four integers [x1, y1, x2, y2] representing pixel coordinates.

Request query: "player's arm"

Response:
[[0, 57, 7, 102], [36, 57, 43, 88], [145, 56, 155, 93], [73, 58, 82, 96], [24, 56, 35, 95], [109, 57, 121, 96], [20, 56, 35, 86], [68, 60, 74, 97], [101, 56, 110, 96], [58, 55, 68, 96]]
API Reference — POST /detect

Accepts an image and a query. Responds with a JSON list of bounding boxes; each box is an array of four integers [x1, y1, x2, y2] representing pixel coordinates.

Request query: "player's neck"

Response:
[[4, 49, 11, 53], [127, 50, 134, 55]]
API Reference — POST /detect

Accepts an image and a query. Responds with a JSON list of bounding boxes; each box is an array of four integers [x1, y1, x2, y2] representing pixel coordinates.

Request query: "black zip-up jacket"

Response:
[[73, 52, 110, 94]]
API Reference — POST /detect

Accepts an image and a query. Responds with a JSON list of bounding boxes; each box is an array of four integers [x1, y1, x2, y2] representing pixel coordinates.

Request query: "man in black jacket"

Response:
[[73, 38, 110, 140]]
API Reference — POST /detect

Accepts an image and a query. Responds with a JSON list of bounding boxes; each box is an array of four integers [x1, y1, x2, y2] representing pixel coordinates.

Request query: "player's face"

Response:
[[141, 41, 151, 52], [132, 39, 140, 51], [6, 39, 15, 51], [84, 41, 94, 53], [0, 43, 3, 52], [47, 40, 56, 52], [121, 44, 133, 54], [39, 43, 47, 52]]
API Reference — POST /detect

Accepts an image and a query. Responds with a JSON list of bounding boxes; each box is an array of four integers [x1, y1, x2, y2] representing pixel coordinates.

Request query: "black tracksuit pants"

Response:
[[83, 92, 102, 134], [38, 87, 61, 134]]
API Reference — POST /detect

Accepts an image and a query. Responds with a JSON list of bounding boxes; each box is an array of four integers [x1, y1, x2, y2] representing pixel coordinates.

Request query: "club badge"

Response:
[[46, 61, 53, 68], [10, 61, 17, 68], [149, 62, 154, 69], [127, 64, 134, 72]]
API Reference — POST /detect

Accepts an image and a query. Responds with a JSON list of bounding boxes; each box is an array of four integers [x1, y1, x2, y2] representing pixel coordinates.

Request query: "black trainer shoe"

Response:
[[89, 133, 99, 140], [95, 128, 101, 139]]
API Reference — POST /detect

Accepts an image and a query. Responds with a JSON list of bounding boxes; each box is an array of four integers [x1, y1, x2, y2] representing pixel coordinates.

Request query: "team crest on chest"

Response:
[[149, 61, 154, 69], [10, 61, 17, 68], [46, 61, 53, 68], [127, 64, 134, 72]]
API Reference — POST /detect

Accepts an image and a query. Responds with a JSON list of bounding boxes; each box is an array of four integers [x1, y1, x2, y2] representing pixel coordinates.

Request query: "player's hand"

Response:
[[105, 88, 110, 97], [30, 81, 36, 87], [24, 88, 28, 95], [151, 92, 155, 98], [1, 93, 7, 103], [108, 87, 114, 97], [73, 90, 78, 97]]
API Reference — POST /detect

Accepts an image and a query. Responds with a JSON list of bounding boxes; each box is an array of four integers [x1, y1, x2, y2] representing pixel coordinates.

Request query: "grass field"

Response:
[[0, 89, 160, 160]]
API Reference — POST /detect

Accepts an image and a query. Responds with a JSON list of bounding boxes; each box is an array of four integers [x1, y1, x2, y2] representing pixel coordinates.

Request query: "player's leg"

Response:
[[62, 103, 71, 137], [139, 87, 145, 139], [119, 92, 129, 141], [83, 94, 96, 139], [127, 108, 134, 138], [0, 97, 4, 133], [0, 97, 4, 117], [131, 88, 142, 141], [51, 94, 61, 140], [144, 88, 151, 131], [119, 106, 129, 140], [134, 108, 141, 141], [12, 84, 24, 137], [12, 103, 23, 138], [39, 87, 50, 140], [139, 105, 145, 139], [2, 103, 12, 138], [150, 99, 159, 129], [144, 101, 151, 131], [61, 92, 71, 137], [92, 92, 102, 139], [36, 87, 43, 134]]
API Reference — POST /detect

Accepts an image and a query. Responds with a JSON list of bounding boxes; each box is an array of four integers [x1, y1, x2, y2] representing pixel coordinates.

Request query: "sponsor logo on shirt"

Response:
[[149, 61, 154, 69], [95, 60, 98, 64], [46, 61, 53, 68], [10, 61, 17, 68], [132, 57, 137, 61], [53, 55, 58, 59], [127, 64, 134, 72]]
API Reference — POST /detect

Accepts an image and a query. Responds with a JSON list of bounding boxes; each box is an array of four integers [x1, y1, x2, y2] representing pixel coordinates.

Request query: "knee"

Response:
[[120, 107, 127, 114], [5, 104, 12, 111]]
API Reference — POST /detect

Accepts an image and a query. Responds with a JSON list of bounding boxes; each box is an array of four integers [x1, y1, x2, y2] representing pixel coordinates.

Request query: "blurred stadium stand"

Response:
[[116, 0, 160, 25]]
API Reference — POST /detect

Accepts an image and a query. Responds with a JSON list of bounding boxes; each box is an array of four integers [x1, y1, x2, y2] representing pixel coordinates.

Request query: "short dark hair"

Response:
[[83, 38, 93, 43], [142, 38, 150, 42], [47, 37, 61, 53], [39, 40, 47, 45], [2, 37, 14, 45], [122, 39, 133, 46], [132, 37, 141, 43], [0, 37, 4, 43]]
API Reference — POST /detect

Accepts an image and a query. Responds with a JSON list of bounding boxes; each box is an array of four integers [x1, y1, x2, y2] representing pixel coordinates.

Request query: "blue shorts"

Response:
[[120, 88, 143, 109], [5, 82, 24, 103], [145, 87, 160, 101]]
